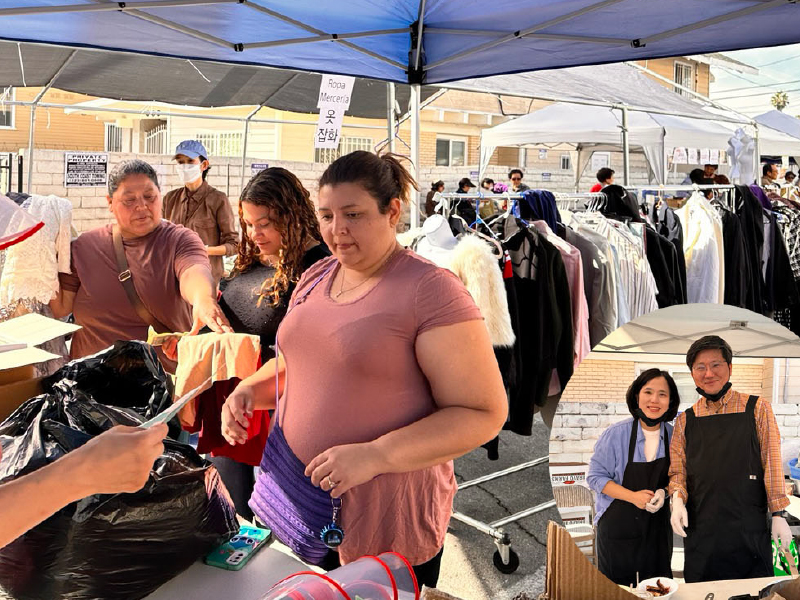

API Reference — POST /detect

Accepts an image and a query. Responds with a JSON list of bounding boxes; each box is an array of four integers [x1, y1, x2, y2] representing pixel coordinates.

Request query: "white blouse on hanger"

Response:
[[677, 192, 724, 305], [0, 194, 73, 307]]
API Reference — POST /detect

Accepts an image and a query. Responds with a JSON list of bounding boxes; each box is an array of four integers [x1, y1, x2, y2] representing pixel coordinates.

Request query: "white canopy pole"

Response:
[[621, 105, 630, 186], [387, 82, 396, 153], [410, 84, 421, 228], [27, 50, 76, 193]]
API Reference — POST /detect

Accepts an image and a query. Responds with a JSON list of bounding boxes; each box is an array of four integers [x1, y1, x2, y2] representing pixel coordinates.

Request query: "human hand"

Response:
[[305, 442, 386, 499], [70, 424, 167, 495], [645, 489, 666, 513], [773, 515, 793, 551], [221, 384, 255, 445], [190, 296, 233, 335], [670, 493, 689, 537], [629, 489, 655, 510]]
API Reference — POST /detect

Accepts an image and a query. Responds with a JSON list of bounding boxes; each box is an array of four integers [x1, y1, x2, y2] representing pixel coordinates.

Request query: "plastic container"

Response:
[[261, 552, 419, 600]]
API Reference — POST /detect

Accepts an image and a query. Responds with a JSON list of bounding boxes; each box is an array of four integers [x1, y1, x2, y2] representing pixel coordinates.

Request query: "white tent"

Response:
[[479, 103, 737, 185], [756, 110, 800, 143], [594, 304, 800, 358]]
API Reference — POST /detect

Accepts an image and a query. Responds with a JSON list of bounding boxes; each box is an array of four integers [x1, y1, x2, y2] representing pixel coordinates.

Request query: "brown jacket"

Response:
[[163, 181, 238, 283]]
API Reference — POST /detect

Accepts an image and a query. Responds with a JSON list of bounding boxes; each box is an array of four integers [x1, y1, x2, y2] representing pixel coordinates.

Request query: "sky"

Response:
[[710, 44, 800, 117]]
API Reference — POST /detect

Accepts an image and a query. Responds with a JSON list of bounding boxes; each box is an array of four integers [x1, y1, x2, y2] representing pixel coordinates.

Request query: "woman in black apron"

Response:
[[588, 368, 681, 586]]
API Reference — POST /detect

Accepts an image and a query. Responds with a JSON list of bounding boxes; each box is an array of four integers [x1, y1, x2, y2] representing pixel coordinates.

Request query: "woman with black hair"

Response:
[[587, 368, 680, 585]]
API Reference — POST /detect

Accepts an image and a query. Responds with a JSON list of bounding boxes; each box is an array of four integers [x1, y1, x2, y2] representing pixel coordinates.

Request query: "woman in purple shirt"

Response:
[[587, 368, 680, 586]]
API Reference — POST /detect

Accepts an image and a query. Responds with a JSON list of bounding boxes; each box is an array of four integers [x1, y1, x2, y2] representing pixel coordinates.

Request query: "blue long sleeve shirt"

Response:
[[586, 418, 673, 524]]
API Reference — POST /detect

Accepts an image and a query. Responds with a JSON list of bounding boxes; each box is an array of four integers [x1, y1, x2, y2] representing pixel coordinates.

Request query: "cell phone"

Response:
[[203, 524, 272, 571]]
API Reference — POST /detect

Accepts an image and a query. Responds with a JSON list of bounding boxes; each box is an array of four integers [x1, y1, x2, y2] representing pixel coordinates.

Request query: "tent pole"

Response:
[[574, 146, 582, 192], [410, 84, 421, 228], [26, 50, 76, 193], [621, 106, 630, 186], [754, 122, 760, 185], [387, 82, 396, 153]]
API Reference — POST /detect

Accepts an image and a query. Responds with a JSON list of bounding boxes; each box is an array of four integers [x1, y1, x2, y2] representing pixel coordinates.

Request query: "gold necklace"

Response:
[[335, 246, 399, 299]]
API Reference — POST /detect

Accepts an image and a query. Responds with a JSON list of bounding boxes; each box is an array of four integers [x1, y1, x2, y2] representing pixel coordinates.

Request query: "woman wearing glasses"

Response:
[[587, 368, 680, 586], [49, 159, 231, 372]]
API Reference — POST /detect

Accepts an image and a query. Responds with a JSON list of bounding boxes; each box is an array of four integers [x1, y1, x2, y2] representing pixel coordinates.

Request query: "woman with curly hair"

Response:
[[211, 167, 329, 519]]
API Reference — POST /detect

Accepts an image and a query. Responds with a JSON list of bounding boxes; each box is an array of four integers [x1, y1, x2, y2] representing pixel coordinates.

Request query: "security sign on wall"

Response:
[[64, 152, 109, 188]]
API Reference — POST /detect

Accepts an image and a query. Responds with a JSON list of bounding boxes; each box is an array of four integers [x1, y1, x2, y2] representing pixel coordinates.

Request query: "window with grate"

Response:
[[195, 132, 243, 157], [673, 62, 695, 96], [560, 154, 571, 171], [314, 136, 374, 163], [0, 88, 14, 129], [105, 123, 124, 152]]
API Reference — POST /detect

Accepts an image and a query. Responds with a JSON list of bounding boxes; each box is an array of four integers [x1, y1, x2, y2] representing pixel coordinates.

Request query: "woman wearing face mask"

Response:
[[587, 368, 680, 586], [163, 140, 239, 285]]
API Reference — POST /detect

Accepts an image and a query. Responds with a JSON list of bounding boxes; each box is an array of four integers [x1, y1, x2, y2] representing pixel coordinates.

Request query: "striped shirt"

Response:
[[667, 389, 789, 513]]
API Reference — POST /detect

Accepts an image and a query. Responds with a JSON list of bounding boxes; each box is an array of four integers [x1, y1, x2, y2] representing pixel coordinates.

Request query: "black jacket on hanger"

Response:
[[734, 185, 766, 314], [644, 226, 677, 308], [765, 211, 800, 314], [649, 202, 687, 304], [490, 215, 574, 435], [720, 209, 749, 308]]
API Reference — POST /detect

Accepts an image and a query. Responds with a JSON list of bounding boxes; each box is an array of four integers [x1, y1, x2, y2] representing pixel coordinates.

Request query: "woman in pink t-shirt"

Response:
[[221, 151, 507, 587]]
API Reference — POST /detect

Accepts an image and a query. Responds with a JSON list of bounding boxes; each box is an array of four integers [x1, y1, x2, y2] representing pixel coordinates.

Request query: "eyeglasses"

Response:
[[511, 177, 522, 181], [691, 361, 727, 375]]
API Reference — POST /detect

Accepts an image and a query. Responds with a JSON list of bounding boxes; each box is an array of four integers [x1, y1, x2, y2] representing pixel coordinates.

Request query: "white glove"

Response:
[[772, 515, 793, 551], [645, 489, 666, 513], [670, 493, 688, 538]]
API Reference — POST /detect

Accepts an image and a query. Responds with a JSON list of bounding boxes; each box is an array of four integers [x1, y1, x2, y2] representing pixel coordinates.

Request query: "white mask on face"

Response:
[[176, 163, 203, 184]]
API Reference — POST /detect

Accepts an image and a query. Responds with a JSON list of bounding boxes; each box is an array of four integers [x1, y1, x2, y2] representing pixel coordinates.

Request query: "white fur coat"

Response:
[[447, 235, 516, 348]]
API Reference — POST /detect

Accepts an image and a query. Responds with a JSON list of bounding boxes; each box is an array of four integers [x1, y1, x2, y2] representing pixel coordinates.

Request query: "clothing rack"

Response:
[[554, 191, 607, 212], [429, 189, 556, 573]]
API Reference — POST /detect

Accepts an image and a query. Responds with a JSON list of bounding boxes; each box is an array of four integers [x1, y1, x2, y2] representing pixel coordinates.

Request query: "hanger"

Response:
[[450, 212, 503, 254]]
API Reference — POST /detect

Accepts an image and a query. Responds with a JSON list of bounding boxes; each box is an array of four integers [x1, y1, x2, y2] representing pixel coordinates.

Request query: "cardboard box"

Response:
[[0, 376, 44, 422], [544, 520, 635, 600], [550, 462, 590, 489]]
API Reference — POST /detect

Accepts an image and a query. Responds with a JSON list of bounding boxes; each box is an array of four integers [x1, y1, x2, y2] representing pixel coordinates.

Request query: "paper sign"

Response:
[[672, 147, 688, 164], [710, 149, 720, 164], [687, 148, 698, 164], [0, 346, 61, 370], [64, 152, 108, 188], [317, 75, 355, 110], [250, 163, 269, 176], [700, 149, 710, 164], [539, 149, 548, 160], [315, 106, 345, 149], [139, 376, 211, 429]]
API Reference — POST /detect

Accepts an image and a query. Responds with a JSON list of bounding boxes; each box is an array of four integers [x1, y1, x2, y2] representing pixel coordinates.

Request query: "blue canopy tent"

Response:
[[2, 0, 800, 84], [2, 0, 800, 224]]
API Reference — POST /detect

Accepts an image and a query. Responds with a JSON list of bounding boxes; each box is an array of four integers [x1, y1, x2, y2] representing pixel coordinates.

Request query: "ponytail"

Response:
[[319, 150, 418, 214]]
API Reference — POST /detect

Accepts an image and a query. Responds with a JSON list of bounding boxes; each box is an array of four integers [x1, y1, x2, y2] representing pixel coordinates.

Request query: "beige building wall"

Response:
[[635, 58, 711, 96], [0, 87, 105, 153]]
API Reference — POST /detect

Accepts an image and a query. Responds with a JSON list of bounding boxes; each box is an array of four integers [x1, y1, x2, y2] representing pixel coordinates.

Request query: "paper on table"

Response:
[[0, 346, 61, 370], [0, 313, 81, 347], [139, 376, 212, 429]]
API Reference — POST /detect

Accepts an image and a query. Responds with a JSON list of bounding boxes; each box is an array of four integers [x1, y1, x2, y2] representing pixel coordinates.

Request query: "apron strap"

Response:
[[627, 419, 639, 464], [746, 394, 758, 416], [273, 260, 338, 426]]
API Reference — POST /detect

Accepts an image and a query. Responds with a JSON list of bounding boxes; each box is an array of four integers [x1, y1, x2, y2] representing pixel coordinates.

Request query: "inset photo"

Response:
[[549, 304, 800, 597]]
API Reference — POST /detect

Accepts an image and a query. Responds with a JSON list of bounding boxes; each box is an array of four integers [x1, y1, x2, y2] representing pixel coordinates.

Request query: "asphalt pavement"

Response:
[[436, 413, 557, 600]]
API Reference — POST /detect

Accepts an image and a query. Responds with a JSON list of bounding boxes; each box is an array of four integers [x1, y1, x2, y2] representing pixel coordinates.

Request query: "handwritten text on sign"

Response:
[[315, 75, 355, 150], [64, 152, 109, 188]]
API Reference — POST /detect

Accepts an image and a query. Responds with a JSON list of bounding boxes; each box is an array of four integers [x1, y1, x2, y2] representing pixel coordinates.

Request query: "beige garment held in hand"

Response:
[[173, 332, 261, 428]]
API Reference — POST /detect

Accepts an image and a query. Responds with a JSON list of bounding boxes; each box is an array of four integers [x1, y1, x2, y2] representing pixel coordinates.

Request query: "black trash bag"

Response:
[[42, 340, 180, 438], [0, 390, 239, 600]]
